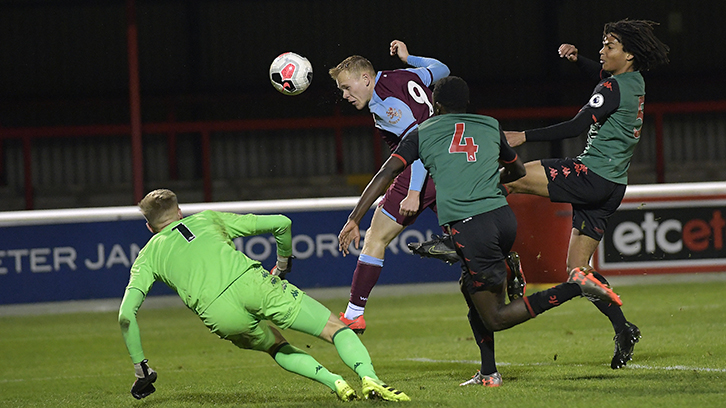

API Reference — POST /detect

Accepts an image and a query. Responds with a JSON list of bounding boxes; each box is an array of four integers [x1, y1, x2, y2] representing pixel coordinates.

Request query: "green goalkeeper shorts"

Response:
[[199, 265, 328, 351]]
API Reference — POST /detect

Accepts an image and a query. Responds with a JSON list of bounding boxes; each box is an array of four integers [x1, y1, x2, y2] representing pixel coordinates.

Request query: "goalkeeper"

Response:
[[118, 188, 409, 402]]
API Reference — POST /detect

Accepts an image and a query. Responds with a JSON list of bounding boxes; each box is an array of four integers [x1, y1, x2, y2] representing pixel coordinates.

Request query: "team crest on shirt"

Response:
[[588, 93, 604, 108], [386, 107, 402, 124]]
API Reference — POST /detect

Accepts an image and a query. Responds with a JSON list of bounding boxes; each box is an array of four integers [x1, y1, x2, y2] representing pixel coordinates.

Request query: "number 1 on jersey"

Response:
[[172, 223, 196, 243], [449, 122, 478, 162]]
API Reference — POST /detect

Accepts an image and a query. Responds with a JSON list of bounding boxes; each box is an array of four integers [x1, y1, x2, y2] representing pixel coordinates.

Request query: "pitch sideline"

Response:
[[1, 272, 725, 317], [404, 358, 726, 373]]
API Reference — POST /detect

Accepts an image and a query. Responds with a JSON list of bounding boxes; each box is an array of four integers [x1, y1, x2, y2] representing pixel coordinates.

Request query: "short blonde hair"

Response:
[[328, 55, 375, 81], [138, 189, 178, 232]]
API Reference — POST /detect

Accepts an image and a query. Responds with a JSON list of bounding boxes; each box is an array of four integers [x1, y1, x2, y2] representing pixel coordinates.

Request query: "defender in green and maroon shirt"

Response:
[[504, 19, 670, 369], [339, 77, 623, 387], [118, 189, 409, 402]]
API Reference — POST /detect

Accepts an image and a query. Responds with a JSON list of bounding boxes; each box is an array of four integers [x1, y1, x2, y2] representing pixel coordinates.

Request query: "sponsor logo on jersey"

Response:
[[588, 93, 605, 108], [386, 107, 402, 124]]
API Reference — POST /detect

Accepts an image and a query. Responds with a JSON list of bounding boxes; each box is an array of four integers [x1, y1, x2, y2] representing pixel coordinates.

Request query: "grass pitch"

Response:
[[1, 279, 725, 407]]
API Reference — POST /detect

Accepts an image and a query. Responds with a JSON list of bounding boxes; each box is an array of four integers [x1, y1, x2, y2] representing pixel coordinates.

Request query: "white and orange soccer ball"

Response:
[[269, 52, 313, 96]]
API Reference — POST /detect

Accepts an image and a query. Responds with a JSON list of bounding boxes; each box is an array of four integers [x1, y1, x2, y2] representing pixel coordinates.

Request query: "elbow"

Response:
[[510, 170, 526, 184], [280, 216, 292, 232], [515, 163, 526, 180], [118, 303, 136, 329], [500, 160, 526, 184], [118, 312, 131, 329], [383, 166, 402, 181], [438, 65, 451, 80]]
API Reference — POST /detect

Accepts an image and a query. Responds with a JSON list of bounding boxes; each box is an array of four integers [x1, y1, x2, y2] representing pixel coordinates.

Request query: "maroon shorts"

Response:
[[378, 165, 437, 226]]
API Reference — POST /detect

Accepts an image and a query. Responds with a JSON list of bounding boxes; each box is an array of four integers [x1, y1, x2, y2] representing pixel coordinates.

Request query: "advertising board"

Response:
[[0, 199, 455, 305]]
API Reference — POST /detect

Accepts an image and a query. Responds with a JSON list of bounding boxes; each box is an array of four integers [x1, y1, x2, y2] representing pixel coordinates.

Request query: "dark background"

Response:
[[1, 0, 722, 125], [0, 0, 724, 209]]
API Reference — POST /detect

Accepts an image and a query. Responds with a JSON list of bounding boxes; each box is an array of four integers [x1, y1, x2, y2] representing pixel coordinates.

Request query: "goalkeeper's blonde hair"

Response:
[[138, 189, 178, 233]]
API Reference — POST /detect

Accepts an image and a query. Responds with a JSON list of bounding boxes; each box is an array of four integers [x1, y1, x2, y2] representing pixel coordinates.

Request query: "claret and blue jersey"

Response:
[[367, 55, 450, 193]]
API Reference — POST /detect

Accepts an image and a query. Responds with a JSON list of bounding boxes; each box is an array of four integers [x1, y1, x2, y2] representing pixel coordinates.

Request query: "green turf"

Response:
[[1, 281, 725, 407]]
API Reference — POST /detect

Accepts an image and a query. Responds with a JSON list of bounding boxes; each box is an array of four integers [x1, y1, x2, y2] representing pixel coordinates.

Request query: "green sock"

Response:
[[273, 344, 342, 390], [332, 328, 378, 380]]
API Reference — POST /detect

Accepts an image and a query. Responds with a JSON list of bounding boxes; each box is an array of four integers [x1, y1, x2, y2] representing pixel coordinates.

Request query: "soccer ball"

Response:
[[269, 52, 313, 96]]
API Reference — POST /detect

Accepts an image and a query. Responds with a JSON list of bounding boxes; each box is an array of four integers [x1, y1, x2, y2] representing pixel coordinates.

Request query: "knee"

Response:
[[266, 339, 289, 358], [481, 315, 508, 332], [361, 232, 384, 251], [477, 305, 515, 332], [319, 313, 347, 343], [264, 327, 289, 356], [503, 180, 518, 195]]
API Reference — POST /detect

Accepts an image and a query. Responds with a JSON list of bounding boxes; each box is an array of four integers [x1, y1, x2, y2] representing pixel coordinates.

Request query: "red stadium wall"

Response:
[[509, 195, 571, 283], [508, 182, 726, 283]]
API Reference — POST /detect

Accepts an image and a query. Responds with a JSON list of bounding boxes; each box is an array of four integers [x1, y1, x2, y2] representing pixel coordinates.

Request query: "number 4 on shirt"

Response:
[[449, 122, 478, 162]]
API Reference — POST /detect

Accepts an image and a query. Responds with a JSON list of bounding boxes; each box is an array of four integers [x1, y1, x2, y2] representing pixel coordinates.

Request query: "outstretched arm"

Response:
[[339, 157, 406, 255], [119, 290, 158, 400], [253, 214, 294, 277], [119, 287, 147, 364], [558, 43, 579, 62], [506, 108, 594, 146], [252, 214, 293, 258], [390, 39, 410, 63], [575, 55, 608, 81], [220, 212, 292, 258], [559, 43, 606, 81], [509, 74, 621, 145], [390, 39, 450, 83]]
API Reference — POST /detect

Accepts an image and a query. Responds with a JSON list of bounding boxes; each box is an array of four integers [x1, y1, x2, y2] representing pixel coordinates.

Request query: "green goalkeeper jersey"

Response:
[[119, 210, 292, 363], [126, 210, 292, 314]]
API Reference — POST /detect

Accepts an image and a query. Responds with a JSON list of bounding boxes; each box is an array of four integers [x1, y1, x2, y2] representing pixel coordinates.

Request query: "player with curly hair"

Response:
[[340, 76, 623, 387], [503, 19, 670, 369]]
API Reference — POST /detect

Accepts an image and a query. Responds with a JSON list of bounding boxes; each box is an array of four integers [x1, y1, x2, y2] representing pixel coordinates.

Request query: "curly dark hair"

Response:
[[604, 19, 670, 71]]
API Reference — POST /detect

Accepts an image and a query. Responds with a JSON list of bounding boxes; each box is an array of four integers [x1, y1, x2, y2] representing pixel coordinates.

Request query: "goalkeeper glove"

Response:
[[270, 255, 294, 280], [130, 359, 157, 399]]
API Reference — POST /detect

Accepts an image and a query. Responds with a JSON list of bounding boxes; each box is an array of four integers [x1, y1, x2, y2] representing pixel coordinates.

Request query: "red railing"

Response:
[[0, 112, 375, 209], [3, 0, 724, 210], [484, 100, 726, 186], [2, 100, 726, 210]]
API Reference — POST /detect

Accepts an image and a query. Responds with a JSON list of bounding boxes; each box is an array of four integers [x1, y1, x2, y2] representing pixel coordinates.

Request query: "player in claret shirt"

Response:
[[339, 76, 623, 387], [118, 189, 409, 402], [329, 40, 450, 333], [503, 19, 670, 369]]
